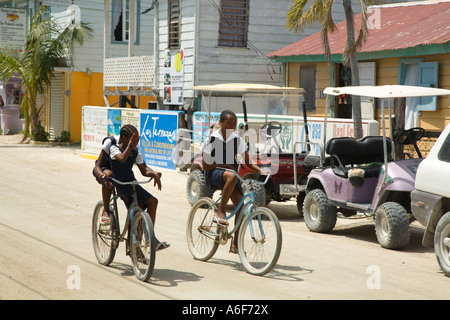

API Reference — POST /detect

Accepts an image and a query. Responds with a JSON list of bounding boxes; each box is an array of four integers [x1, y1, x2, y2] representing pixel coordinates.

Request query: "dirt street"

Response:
[[0, 135, 449, 302]]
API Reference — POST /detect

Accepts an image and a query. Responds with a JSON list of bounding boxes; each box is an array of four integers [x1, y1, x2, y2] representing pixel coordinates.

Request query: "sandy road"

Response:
[[0, 137, 449, 302]]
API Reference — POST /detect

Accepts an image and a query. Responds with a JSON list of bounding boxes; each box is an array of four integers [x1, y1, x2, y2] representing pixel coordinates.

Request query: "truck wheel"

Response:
[[375, 202, 410, 250], [434, 212, 450, 277], [296, 192, 305, 218], [303, 189, 337, 233], [186, 169, 213, 205]]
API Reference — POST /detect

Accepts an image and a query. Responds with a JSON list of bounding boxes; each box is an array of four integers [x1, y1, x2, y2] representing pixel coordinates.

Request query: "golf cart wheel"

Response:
[[374, 202, 410, 250], [434, 212, 450, 277], [303, 189, 337, 233], [296, 192, 305, 218], [186, 169, 213, 205], [242, 180, 266, 207]]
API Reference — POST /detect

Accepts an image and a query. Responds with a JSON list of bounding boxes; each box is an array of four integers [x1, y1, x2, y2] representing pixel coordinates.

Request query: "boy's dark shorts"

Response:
[[205, 169, 243, 195]]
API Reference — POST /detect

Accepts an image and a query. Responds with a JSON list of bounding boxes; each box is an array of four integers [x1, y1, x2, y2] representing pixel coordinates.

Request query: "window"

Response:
[[438, 133, 450, 162], [399, 58, 439, 129], [168, 0, 180, 48], [218, 0, 249, 47], [300, 65, 316, 111], [399, 59, 439, 112], [113, 0, 140, 43]]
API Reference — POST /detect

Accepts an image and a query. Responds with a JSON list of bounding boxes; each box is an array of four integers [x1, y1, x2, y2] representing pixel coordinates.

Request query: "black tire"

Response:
[[303, 189, 337, 233], [130, 209, 156, 282], [238, 207, 282, 276], [296, 192, 305, 218], [434, 212, 450, 277], [186, 198, 220, 261], [186, 169, 213, 205], [242, 180, 266, 207], [92, 201, 116, 266], [375, 202, 410, 250]]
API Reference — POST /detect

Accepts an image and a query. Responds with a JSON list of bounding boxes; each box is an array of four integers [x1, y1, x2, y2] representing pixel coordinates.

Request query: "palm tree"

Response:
[[287, 0, 374, 139], [0, 5, 93, 139]]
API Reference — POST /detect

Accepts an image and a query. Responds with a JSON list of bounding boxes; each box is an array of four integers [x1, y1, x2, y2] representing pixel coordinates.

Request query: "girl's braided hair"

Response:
[[118, 124, 138, 144]]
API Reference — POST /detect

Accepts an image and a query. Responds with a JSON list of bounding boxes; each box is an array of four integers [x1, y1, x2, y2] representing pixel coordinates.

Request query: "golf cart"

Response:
[[302, 85, 450, 250], [185, 83, 313, 214]]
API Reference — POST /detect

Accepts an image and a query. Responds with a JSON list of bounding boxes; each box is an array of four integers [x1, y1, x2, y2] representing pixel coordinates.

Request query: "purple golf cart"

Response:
[[302, 85, 450, 250]]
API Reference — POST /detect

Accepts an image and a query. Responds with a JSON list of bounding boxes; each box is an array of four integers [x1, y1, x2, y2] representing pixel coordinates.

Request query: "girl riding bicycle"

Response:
[[110, 124, 170, 251]]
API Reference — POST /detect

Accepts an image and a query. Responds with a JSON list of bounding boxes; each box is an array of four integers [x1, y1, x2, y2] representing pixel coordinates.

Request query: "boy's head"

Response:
[[219, 110, 237, 130]]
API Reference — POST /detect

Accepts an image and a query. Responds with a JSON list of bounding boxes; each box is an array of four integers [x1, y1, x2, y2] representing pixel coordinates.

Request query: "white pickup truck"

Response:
[[411, 124, 450, 277]]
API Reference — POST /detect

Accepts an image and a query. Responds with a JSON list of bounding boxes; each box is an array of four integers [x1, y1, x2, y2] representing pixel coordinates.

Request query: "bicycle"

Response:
[[186, 168, 282, 276], [92, 177, 157, 282]]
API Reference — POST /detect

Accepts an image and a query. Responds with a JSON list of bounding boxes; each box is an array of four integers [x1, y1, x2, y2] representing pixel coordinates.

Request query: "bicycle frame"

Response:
[[109, 178, 153, 247], [200, 169, 270, 241]]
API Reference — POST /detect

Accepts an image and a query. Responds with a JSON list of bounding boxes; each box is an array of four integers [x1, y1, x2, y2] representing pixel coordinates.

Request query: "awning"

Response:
[[323, 85, 450, 99], [191, 83, 304, 93]]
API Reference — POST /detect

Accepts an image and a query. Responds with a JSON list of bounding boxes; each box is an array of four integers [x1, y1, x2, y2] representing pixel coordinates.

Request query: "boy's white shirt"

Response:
[[201, 129, 246, 155]]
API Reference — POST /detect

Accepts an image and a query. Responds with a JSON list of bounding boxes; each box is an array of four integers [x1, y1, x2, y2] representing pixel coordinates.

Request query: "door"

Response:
[[49, 72, 64, 140]]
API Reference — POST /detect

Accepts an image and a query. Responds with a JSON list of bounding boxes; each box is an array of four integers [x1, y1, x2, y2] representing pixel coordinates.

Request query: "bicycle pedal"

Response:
[[218, 226, 228, 245]]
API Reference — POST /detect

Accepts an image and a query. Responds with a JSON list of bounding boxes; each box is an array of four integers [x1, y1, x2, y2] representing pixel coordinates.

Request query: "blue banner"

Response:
[[139, 111, 182, 170]]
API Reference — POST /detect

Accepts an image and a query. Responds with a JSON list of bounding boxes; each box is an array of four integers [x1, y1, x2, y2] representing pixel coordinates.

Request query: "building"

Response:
[[267, 0, 450, 133]]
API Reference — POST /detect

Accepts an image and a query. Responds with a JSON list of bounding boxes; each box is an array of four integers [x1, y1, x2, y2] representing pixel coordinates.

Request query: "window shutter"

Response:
[[417, 61, 439, 111]]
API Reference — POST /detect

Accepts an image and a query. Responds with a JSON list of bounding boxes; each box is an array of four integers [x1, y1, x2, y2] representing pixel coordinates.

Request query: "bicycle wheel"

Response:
[[130, 209, 156, 282], [238, 207, 282, 276], [186, 198, 220, 261], [92, 201, 117, 266]]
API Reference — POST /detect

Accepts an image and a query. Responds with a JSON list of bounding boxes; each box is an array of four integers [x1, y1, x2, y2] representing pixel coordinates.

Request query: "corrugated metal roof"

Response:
[[268, 0, 450, 58]]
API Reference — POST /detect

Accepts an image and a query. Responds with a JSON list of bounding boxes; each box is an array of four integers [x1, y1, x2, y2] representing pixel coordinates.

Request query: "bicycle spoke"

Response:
[[239, 208, 282, 276], [186, 198, 220, 261]]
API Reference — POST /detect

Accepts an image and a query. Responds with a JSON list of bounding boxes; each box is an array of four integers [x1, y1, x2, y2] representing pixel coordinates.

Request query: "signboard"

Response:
[[81, 107, 107, 155], [192, 112, 220, 144], [107, 109, 121, 136], [0, 7, 27, 51], [163, 49, 184, 105], [140, 110, 182, 170]]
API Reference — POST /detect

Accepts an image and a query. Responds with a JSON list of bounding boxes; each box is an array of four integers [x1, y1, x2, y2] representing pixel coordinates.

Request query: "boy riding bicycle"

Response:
[[201, 110, 266, 253]]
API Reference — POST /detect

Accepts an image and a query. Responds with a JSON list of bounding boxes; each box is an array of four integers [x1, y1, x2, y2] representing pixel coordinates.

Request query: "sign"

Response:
[[81, 107, 107, 155], [163, 49, 184, 105], [0, 7, 27, 51], [192, 112, 220, 143], [140, 111, 182, 170], [107, 109, 121, 136]]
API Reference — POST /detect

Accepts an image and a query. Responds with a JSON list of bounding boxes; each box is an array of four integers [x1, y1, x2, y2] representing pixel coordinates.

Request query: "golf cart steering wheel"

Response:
[[260, 121, 283, 155], [260, 121, 282, 139], [396, 127, 425, 145]]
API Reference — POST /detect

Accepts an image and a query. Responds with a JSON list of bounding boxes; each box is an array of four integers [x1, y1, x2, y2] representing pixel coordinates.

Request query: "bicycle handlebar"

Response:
[[217, 167, 271, 185], [111, 177, 153, 186]]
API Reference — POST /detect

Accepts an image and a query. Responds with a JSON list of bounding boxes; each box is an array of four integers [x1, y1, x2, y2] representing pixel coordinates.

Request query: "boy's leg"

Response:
[[216, 170, 239, 224], [230, 188, 243, 252]]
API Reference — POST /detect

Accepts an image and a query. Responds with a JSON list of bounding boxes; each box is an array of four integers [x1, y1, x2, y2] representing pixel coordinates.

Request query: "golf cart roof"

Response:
[[191, 83, 304, 93], [323, 85, 450, 99]]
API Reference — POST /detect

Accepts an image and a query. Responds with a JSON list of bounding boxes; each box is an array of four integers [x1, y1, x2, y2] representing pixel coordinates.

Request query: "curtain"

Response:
[[404, 64, 419, 129]]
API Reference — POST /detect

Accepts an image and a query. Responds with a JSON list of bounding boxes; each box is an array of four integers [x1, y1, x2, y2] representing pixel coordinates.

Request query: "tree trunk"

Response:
[[343, 0, 363, 139]]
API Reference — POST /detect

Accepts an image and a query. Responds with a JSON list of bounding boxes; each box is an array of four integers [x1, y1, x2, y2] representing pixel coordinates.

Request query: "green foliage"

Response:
[[31, 124, 50, 142], [54, 131, 70, 142]]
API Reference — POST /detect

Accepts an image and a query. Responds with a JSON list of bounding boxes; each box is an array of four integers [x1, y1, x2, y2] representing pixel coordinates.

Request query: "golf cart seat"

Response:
[[326, 136, 392, 179]]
